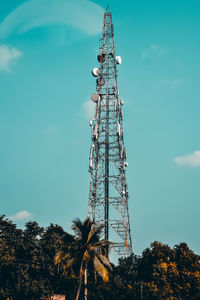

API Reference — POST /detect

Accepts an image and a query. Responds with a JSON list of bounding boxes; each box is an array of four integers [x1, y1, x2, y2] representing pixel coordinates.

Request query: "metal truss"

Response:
[[88, 6, 132, 257]]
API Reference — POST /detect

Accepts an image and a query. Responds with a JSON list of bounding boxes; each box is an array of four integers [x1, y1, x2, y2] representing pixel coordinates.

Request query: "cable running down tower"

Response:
[[88, 6, 132, 257]]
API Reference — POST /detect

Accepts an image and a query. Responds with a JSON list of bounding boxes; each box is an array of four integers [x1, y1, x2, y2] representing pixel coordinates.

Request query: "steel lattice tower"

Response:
[[88, 6, 132, 257]]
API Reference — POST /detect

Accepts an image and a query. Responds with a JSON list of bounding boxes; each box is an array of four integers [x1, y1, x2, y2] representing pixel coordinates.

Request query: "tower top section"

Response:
[[106, 4, 110, 12]]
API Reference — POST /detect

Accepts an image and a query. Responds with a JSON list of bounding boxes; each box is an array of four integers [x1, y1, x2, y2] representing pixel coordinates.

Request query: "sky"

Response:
[[0, 0, 200, 256]]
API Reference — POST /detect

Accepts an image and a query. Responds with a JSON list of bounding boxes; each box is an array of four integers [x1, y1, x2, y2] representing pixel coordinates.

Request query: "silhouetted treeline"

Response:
[[0, 215, 200, 299]]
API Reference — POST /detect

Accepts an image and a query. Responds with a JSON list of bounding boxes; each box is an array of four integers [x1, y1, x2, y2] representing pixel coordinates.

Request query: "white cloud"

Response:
[[174, 151, 200, 167], [140, 43, 167, 62], [0, 44, 23, 71], [150, 44, 160, 50], [82, 99, 96, 119], [10, 210, 34, 221], [0, 0, 104, 39], [44, 126, 58, 134]]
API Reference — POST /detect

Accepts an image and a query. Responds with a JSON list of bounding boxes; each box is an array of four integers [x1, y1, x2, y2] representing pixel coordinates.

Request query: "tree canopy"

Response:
[[0, 215, 200, 300]]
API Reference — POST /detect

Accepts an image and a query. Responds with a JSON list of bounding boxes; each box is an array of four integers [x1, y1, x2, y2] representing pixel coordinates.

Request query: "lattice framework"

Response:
[[88, 7, 132, 257]]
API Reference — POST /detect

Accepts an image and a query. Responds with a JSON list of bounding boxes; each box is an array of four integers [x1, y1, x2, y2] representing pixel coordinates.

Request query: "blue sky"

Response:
[[0, 0, 200, 255]]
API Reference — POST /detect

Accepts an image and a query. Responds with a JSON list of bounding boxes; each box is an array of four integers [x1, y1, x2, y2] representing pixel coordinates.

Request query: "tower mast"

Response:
[[88, 6, 132, 257]]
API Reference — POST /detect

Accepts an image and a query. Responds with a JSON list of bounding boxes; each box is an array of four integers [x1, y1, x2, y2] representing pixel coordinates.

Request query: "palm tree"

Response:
[[55, 217, 112, 300]]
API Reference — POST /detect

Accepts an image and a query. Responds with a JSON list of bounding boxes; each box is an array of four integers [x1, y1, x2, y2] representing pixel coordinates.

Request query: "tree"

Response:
[[113, 241, 200, 300], [14, 221, 46, 299], [137, 241, 174, 299], [0, 215, 22, 298], [1, 213, 200, 300], [172, 242, 200, 299], [113, 254, 140, 299], [41, 223, 75, 297], [55, 217, 112, 300]]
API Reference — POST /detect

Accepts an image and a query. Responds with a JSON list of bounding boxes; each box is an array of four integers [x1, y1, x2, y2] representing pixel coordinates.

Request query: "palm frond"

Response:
[[94, 269, 97, 282], [92, 223, 104, 238], [72, 218, 83, 238], [94, 240, 113, 246], [83, 217, 91, 228], [72, 218, 93, 243], [90, 240, 113, 251], [87, 223, 103, 244], [54, 251, 63, 265], [94, 256, 109, 282], [63, 257, 76, 274], [83, 250, 91, 264], [97, 253, 112, 270], [86, 227, 94, 244]]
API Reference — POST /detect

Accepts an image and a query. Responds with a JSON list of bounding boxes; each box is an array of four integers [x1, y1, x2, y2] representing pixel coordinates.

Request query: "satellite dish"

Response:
[[91, 93, 100, 103], [96, 78, 105, 86], [97, 54, 106, 63], [116, 56, 122, 64], [91, 68, 100, 77]]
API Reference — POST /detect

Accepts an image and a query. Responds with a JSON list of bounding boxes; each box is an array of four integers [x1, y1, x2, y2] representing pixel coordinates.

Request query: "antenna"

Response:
[[106, 4, 110, 12]]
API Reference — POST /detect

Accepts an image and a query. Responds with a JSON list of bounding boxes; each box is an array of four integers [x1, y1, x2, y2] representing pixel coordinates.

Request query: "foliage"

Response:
[[55, 218, 112, 299], [0, 215, 200, 300], [112, 241, 200, 300]]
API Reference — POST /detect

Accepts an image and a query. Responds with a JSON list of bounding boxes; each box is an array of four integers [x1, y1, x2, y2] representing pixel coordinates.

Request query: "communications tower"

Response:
[[88, 6, 132, 257]]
